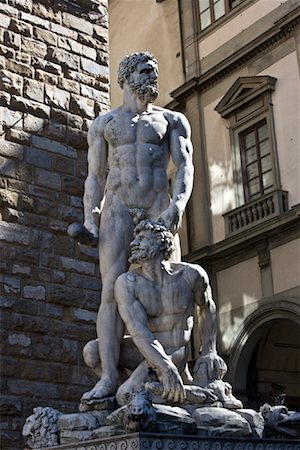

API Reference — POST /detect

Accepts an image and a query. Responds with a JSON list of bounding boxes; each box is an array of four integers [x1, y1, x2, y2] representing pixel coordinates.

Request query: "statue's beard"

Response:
[[129, 79, 159, 104], [129, 246, 160, 264]]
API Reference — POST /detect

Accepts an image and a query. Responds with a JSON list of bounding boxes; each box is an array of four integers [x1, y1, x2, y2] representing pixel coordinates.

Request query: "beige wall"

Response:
[[271, 238, 300, 294], [217, 256, 262, 351], [199, 0, 289, 60], [109, 0, 184, 108]]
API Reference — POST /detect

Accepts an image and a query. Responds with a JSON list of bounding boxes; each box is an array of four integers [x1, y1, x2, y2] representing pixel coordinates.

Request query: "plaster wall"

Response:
[[199, 0, 289, 60], [271, 238, 300, 294], [216, 256, 262, 352], [108, 0, 184, 108], [258, 51, 300, 208]]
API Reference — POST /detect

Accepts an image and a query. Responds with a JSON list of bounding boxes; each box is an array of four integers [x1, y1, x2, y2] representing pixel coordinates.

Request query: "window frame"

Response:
[[196, 0, 247, 32]]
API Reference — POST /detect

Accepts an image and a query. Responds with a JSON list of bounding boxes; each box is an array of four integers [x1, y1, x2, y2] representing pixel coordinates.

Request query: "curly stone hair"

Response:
[[134, 219, 175, 260], [117, 52, 158, 88]]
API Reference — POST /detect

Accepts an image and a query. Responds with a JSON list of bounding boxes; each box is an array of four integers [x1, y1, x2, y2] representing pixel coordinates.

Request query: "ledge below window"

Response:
[[223, 189, 289, 236]]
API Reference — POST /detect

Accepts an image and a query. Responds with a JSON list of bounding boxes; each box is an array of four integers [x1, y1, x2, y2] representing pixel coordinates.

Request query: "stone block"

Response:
[[69, 94, 94, 119], [66, 128, 87, 150], [0, 140, 24, 160], [32, 1, 60, 22], [4, 30, 21, 49], [23, 114, 44, 132], [0, 91, 11, 106], [47, 47, 79, 71], [0, 396, 23, 416], [44, 121, 66, 142], [0, 297, 16, 309], [33, 57, 62, 75], [0, 3, 18, 18], [6, 129, 31, 145], [20, 11, 50, 30], [1, 275, 20, 294], [62, 12, 94, 35], [57, 77, 79, 94], [93, 24, 109, 43], [53, 155, 74, 175], [62, 174, 84, 196], [25, 147, 52, 169], [9, 18, 32, 37], [6, 60, 34, 78], [0, 189, 19, 208], [81, 84, 109, 103], [33, 26, 57, 46], [8, 333, 31, 347], [45, 85, 70, 110], [0, 157, 16, 177], [50, 22, 78, 39], [71, 308, 97, 323], [2, 206, 24, 223], [11, 95, 50, 118], [23, 285, 46, 300], [61, 256, 95, 275], [70, 273, 100, 290], [82, 44, 97, 61], [12, 264, 31, 276], [0, 13, 11, 29], [67, 113, 83, 129], [81, 57, 102, 76], [21, 36, 47, 58], [9, 0, 32, 12], [7, 379, 59, 399], [0, 44, 15, 59], [24, 78, 44, 103], [35, 168, 61, 190], [0, 70, 23, 95], [66, 69, 94, 86], [35, 69, 57, 86], [58, 36, 82, 55], [31, 135, 76, 158]]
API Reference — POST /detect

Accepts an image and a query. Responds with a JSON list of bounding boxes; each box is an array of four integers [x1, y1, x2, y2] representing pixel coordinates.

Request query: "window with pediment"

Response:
[[215, 76, 288, 235]]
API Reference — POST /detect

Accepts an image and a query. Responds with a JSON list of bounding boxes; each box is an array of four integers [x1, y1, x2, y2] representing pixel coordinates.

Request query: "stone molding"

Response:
[[169, 6, 300, 106], [43, 433, 300, 449]]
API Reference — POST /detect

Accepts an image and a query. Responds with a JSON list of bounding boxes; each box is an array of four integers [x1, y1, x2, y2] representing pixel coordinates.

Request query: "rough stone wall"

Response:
[[0, 1, 109, 448]]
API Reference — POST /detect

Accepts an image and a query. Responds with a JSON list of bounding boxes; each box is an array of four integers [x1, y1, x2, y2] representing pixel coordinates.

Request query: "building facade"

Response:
[[109, 0, 300, 409]]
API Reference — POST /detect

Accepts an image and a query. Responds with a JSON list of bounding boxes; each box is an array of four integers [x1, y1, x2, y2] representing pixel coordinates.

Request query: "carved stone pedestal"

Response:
[[44, 432, 300, 450]]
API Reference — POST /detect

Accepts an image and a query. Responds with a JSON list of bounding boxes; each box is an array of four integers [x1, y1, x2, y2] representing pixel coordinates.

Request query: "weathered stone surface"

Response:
[[24, 78, 44, 103], [0, 91, 11, 106], [57, 411, 109, 432], [11, 95, 50, 118], [47, 47, 79, 70], [58, 36, 82, 55], [9, 18, 32, 37], [236, 409, 265, 438], [35, 168, 61, 190], [70, 94, 95, 119], [51, 22, 78, 39], [6, 59, 34, 77], [0, 12, 11, 29], [0, 69, 23, 95], [81, 57, 103, 76], [0, 396, 23, 416], [23, 285, 46, 300], [71, 308, 97, 323], [33, 57, 62, 75], [45, 85, 70, 110], [6, 129, 31, 145], [193, 407, 252, 437], [4, 30, 21, 49], [33, 26, 57, 46], [20, 11, 50, 30], [79, 397, 117, 413], [57, 77, 79, 94], [21, 36, 47, 57], [62, 12, 94, 35], [35, 69, 57, 86]]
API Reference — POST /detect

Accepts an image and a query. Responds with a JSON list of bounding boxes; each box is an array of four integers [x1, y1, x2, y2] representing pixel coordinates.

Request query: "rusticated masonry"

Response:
[[0, 1, 109, 448]]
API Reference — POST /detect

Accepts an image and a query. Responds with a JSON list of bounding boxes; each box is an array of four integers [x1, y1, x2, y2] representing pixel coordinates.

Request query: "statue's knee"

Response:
[[83, 339, 99, 369]]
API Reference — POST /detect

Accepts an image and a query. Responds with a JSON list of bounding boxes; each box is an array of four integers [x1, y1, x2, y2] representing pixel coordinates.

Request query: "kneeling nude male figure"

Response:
[[83, 221, 227, 405], [81, 52, 194, 401]]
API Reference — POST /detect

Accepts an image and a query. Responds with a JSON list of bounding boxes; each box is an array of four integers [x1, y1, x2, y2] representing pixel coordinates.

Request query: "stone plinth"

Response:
[[43, 433, 300, 450]]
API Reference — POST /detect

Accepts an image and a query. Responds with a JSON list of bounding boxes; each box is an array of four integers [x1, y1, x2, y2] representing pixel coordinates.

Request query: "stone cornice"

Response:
[[184, 204, 300, 268], [170, 6, 300, 104]]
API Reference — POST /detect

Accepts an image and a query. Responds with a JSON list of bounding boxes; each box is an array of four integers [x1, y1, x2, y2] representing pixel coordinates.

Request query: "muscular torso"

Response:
[[130, 264, 198, 351], [103, 107, 170, 211]]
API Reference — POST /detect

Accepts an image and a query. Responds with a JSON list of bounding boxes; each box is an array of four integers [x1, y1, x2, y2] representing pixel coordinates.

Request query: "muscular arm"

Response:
[[115, 274, 185, 402], [158, 112, 194, 232], [83, 116, 108, 237]]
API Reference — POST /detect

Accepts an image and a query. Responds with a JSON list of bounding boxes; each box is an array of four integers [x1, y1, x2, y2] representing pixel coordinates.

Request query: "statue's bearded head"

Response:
[[117, 52, 159, 104], [129, 220, 175, 264]]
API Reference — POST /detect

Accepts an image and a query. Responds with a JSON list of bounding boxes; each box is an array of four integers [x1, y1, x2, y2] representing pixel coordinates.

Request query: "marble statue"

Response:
[[81, 220, 231, 409], [76, 51, 194, 402]]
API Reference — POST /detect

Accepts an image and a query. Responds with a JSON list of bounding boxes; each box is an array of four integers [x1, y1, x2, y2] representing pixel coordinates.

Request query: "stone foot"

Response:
[[81, 378, 118, 402]]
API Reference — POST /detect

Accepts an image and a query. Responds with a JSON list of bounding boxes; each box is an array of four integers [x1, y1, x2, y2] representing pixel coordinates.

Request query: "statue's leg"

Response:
[[82, 200, 134, 400]]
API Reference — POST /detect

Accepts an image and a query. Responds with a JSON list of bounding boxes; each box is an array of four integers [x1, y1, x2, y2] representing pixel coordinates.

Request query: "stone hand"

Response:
[[67, 223, 98, 247], [194, 352, 227, 384], [157, 205, 183, 233], [158, 366, 186, 403]]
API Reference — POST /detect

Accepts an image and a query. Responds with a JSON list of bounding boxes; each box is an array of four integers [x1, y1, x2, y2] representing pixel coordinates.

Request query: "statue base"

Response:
[[42, 432, 300, 449]]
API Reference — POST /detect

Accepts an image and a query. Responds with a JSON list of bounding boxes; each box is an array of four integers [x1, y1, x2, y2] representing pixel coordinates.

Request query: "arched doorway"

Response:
[[228, 302, 300, 410]]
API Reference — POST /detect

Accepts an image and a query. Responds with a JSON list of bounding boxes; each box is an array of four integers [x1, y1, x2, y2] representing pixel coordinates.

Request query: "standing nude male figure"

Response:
[[81, 52, 194, 401]]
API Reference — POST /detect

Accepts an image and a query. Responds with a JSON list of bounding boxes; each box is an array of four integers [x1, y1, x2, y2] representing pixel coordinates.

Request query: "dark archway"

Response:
[[228, 301, 300, 409]]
